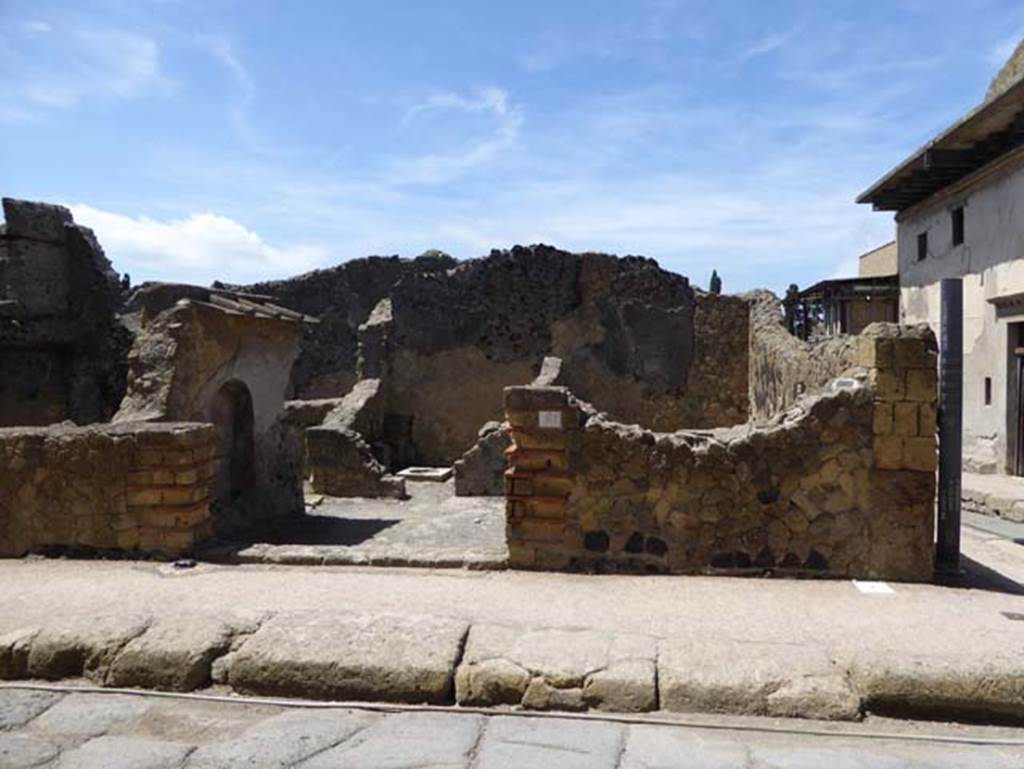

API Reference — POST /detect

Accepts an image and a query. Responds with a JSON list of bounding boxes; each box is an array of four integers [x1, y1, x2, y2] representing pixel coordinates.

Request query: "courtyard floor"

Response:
[[201, 479, 507, 568]]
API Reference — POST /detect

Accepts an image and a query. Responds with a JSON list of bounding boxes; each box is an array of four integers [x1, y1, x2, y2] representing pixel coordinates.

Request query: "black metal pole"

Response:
[[936, 277, 963, 575]]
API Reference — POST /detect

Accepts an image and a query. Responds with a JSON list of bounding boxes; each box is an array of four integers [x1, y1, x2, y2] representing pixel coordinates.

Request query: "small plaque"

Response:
[[853, 580, 894, 594], [538, 410, 562, 429]]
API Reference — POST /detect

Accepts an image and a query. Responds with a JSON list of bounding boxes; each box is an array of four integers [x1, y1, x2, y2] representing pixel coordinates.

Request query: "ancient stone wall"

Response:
[[306, 378, 405, 498], [504, 324, 937, 581], [231, 252, 456, 399], [0, 199, 129, 427], [0, 422, 215, 557], [748, 290, 859, 420], [376, 246, 751, 465], [115, 292, 306, 533]]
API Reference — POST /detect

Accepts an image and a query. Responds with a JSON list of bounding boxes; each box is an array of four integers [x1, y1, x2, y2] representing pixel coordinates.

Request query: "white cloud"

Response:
[[22, 20, 52, 34], [2, 25, 165, 119], [738, 26, 803, 63], [68, 205, 329, 284], [392, 87, 524, 184]]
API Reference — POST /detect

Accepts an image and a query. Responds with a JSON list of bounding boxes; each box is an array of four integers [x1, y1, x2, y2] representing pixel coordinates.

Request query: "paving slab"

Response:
[[298, 711, 483, 769], [658, 640, 860, 720], [58, 735, 193, 769], [0, 689, 62, 730], [619, 724, 751, 769], [185, 709, 377, 769], [455, 625, 656, 712], [963, 472, 1024, 522], [474, 714, 625, 769], [30, 692, 152, 741], [227, 612, 469, 704], [0, 731, 60, 769]]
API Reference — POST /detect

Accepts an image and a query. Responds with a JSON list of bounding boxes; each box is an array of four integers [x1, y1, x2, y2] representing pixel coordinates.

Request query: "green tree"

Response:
[[709, 270, 722, 295]]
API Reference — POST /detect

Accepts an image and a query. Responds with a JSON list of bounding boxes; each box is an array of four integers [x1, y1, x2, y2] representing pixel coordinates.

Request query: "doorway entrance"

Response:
[[1012, 324, 1024, 476], [209, 379, 255, 506]]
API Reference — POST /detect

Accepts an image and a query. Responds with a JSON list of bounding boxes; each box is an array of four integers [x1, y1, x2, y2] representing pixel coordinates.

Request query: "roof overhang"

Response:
[[857, 77, 1024, 213]]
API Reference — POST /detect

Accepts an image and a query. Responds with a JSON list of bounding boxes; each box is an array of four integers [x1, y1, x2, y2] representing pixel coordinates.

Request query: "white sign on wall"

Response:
[[538, 410, 563, 429]]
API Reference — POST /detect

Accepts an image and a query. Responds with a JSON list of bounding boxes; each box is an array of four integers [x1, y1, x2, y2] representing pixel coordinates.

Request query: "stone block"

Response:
[[507, 543, 536, 567], [874, 435, 903, 470], [511, 429, 566, 451], [2, 198, 72, 242], [905, 368, 937, 403], [139, 526, 200, 555], [504, 386, 569, 413], [903, 436, 937, 472], [227, 612, 469, 704], [520, 496, 568, 520], [858, 336, 893, 369], [874, 370, 905, 401], [508, 517, 565, 544], [893, 337, 930, 369], [158, 485, 209, 506], [530, 473, 574, 497], [919, 402, 937, 436], [126, 487, 162, 507], [893, 402, 919, 436], [506, 448, 567, 472], [872, 403, 892, 435]]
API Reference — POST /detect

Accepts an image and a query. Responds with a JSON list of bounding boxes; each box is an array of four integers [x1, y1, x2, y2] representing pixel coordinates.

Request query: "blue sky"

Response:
[[2, 0, 1023, 292]]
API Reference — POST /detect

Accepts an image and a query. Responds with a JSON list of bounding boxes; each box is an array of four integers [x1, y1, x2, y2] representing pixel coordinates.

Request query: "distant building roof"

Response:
[[857, 240, 897, 278], [857, 76, 1024, 213]]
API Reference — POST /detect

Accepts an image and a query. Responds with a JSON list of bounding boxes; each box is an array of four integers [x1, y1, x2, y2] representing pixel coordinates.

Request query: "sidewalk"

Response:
[[3, 524, 1024, 724], [963, 471, 1024, 523]]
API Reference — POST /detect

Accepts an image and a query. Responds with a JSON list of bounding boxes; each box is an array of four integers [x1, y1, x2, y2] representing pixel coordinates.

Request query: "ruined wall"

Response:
[[306, 378, 405, 498], [0, 422, 214, 557], [504, 324, 937, 581], [232, 252, 456, 399], [0, 199, 129, 427], [748, 290, 859, 420], [115, 295, 305, 532], [379, 246, 751, 465]]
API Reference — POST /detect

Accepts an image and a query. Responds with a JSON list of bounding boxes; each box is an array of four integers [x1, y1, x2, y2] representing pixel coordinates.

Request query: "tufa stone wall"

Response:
[[748, 290, 859, 421], [115, 288, 306, 535], [504, 324, 937, 581], [377, 246, 751, 465], [0, 422, 215, 557], [0, 198, 130, 427], [306, 378, 405, 498], [230, 252, 456, 399]]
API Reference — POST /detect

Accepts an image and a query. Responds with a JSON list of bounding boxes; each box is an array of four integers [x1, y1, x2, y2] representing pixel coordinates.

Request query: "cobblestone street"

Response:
[[3, 688, 1024, 768]]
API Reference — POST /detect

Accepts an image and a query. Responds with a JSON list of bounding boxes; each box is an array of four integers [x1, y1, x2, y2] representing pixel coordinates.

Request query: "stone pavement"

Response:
[[4, 523, 1024, 722], [201, 480, 507, 568], [3, 688, 1024, 768]]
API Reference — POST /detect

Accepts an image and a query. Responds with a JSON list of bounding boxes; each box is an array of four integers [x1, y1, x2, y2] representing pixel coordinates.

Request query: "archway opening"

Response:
[[210, 379, 255, 509]]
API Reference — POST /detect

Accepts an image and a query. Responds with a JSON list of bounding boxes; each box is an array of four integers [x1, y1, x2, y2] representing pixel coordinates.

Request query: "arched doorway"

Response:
[[209, 379, 255, 510]]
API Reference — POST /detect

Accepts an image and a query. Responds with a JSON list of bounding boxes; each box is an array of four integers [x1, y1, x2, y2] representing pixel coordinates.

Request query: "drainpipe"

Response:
[[936, 278, 963, 576]]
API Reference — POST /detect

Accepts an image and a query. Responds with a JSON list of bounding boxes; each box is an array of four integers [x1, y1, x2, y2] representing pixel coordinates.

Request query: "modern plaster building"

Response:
[[858, 58, 1024, 474]]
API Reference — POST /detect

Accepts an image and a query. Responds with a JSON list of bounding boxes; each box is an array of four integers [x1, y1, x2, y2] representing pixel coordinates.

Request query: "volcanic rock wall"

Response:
[[748, 290, 859, 420], [378, 246, 751, 466], [0, 198, 129, 427], [232, 252, 456, 399], [504, 323, 937, 581]]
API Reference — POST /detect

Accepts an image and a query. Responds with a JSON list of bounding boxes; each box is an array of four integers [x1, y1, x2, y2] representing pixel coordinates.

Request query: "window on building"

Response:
[[917, 232, 928, 262], [952, 206, 965, 247], [985, 377, 992, 406]]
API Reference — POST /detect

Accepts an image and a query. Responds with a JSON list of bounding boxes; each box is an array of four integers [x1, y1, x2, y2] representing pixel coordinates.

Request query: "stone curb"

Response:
[[3, 611, 1024, 724]]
